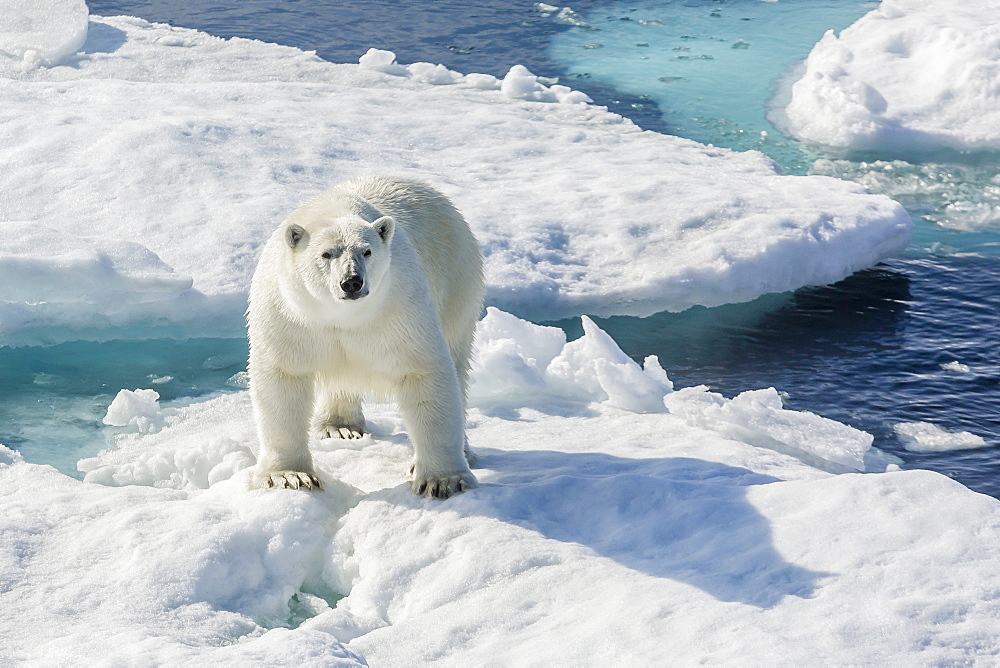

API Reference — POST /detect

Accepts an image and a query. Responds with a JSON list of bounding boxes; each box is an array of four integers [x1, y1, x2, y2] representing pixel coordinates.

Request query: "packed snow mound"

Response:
[[0, 14, 910, 344], [2, 312, 997, 663], [776, 0, 1000, 157], [0, 0, 88, 74]]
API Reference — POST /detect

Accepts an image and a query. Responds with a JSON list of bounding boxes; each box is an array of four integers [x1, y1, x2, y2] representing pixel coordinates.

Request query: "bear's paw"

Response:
[[411, 469, 478, 500], [317, 425, 366, 440], [252, 470, 324, 491]]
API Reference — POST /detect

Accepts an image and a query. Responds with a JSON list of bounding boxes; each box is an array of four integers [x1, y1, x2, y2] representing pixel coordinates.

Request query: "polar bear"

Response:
[[246, 176, 484, 499]]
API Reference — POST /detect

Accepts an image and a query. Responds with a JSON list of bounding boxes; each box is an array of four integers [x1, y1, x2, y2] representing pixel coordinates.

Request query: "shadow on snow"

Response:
[[447, 448, 831, 609]]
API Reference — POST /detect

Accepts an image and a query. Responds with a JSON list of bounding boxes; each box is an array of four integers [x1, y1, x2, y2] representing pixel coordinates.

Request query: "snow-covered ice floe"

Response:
[[775, 0, 1000, 158], [0, 5, 910, 344], [0, 310, 997, 663], [4, 4, 999, 664]]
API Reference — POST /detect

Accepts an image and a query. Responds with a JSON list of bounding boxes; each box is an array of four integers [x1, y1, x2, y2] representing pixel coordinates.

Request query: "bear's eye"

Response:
[[363, 249, 372, 258], [321, 251, 332, 260]]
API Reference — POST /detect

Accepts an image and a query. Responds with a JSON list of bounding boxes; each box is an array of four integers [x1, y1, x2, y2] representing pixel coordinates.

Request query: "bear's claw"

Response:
[[259, 471, 324, 491], [411, 472, 477, 499], [317, 426, 365, 440]]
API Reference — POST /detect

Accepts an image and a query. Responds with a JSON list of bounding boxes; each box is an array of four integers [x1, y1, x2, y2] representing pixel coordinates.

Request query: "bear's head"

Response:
[[284, 212, 395, 312]]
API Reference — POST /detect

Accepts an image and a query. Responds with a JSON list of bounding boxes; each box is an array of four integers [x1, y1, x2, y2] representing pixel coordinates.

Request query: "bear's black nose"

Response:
[[341, 274, 364, 297]]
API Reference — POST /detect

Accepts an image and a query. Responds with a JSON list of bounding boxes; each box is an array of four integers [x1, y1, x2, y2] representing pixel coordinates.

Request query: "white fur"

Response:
[[246, 176, 484, 498]]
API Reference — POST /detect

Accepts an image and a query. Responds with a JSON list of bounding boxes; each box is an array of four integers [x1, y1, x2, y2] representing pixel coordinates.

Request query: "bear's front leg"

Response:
[[398, 370, 477, 499], [249, 364, 323, 491]]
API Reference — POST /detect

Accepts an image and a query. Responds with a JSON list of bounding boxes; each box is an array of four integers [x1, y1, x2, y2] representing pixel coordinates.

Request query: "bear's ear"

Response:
[[374, 216, 395, 243], [285, 224, 307, 249]]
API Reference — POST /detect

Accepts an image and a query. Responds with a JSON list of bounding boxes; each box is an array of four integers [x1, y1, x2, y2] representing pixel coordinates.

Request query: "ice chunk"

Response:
[[777, 0, 1000, 156], [0, 0, 88, 73], [102, 388, 167, 433], [556, 7, 593, 30], [500, 64, 560, 102], [0, 444, 23, 467], [548, 84, 593, 105], [894, 421, 989, 453], [461, 72, 501, 90], [358, 47, 407, 76], [941, 361, 972, 374], [534, 3, 560, 17], [666, 386, 872, 471], [470, 309, 670, 412], [470, 307, 567, 404], [406, 62, 462, 85], [547, 316, 671, 412]]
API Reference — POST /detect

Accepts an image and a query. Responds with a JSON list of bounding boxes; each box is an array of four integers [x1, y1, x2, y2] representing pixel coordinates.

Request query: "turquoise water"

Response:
[[5, 0, 998, 496], [0, 338, 248, 476], [551, 0, 878, 173], [545, 0, 1000, 492]]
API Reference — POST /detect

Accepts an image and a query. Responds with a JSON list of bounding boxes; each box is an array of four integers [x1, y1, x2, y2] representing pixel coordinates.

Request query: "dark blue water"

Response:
[[9, 0, 998, 496]]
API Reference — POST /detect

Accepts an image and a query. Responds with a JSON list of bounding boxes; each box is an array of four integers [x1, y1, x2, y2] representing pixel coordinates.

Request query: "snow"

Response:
[[894, 421, 990, 453], [0, 11, 910, 344], [2, 3, 998, 664], [0, 221, 194, 336], [3, 313, 1000, 663], [776, 0, 1000, 157], [665, 386, 872, 472], [0, 0, 88, 74]]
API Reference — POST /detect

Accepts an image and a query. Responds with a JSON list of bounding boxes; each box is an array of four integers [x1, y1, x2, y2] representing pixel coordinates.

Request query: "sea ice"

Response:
[[2, 310, 998, 663], [0, 221, 194, 335], [0, 14, 910, 344], [2, 8, 996, 663], [894, 421, 990, 453], [777, 0, 1000, 156]]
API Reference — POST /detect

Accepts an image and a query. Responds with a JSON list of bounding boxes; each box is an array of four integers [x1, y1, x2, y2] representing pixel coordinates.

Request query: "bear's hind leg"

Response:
[[313, 388, 366, 440]]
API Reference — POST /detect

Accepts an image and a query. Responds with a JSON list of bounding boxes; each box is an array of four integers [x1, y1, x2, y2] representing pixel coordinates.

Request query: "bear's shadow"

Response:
[[393, 447, 832, 609]]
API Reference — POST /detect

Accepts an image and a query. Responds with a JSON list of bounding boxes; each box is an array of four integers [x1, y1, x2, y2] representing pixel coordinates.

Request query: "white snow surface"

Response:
[[2, 312, 998, 663], [0, 11, 911, 343], [777, 0, 1000, 157], [0, 0, 88, 73]]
